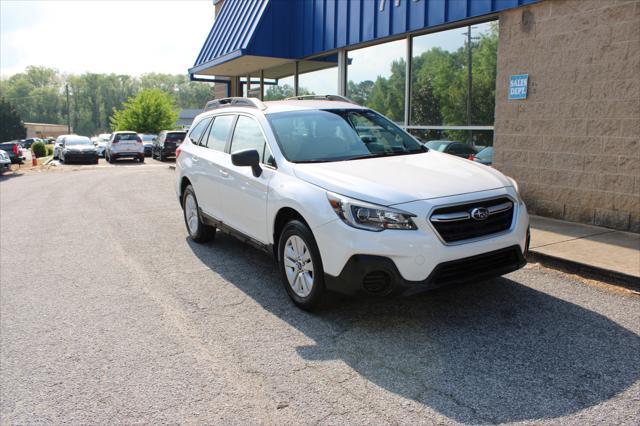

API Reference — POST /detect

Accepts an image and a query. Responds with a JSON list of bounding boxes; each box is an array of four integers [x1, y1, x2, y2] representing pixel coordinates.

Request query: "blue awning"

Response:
[[190, 0, 539, 79]]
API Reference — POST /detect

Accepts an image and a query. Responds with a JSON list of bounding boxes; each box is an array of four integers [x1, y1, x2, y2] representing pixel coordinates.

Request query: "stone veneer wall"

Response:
[[493, 0, 639, 232]]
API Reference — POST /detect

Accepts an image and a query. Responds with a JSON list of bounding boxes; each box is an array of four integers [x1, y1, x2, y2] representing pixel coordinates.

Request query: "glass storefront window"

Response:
[[410, 21, 498, 144], [298, 54, 338, 96], [347, 39, 405, 124]]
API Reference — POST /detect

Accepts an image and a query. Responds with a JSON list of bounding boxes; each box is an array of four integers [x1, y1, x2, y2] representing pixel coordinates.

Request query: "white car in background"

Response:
[[0, 149, 11, 174], [53, 134, 76, 159], [175, 96, 529, 309], [96, 133, 111, 157], [138, 134, 157, 157], [105, 131, 144, 163]]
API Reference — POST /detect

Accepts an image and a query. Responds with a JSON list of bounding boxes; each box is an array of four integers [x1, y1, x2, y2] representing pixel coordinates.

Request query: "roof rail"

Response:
[[203, 97, 267, 112], [285, 94, 357, 104]]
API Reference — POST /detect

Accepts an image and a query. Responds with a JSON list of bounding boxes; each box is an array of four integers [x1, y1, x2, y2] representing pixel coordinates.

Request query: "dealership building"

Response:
[[190, 0, 639, 232]]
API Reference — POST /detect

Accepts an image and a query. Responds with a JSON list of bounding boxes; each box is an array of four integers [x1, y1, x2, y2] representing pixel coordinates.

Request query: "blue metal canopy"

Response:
[[190, 0, 538, 78]]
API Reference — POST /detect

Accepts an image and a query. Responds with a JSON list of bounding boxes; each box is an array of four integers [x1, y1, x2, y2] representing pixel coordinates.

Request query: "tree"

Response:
[[110, 88, 178, 133], [0, 98, 27, 141]]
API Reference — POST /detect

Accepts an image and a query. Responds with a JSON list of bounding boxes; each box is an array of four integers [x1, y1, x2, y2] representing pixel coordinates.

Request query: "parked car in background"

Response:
[[19, 138, 43, 150], [53, 134, 76, 159], [138, 134, 156, 157], [474, 146, 493, 166], [152, 130, 186, 161], [0, 150, 11, 173], [59, 135, 99, 164], [44, 137, 55, 144], [96, 133, 111, 157], [0, 141, 25, 164], [106, 131, 144, 163], [176, 97, 528, 309], [425, 140, 477, 159]]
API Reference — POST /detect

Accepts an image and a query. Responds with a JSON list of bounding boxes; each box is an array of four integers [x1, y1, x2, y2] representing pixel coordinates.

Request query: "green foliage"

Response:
[[110, 89, 178, 134], [263, 84, 313, 101], [0, 68, 213, 136], [350, 23, 499, 133], [31, 141, 46, 158], [45, 144, 54, 156], [0, 97, 26, 141]]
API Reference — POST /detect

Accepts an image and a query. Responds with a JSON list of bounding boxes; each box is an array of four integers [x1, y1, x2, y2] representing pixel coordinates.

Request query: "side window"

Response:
[[188, 117, 212, 145], [203, 115, 235, 152], [229, 116, 267, 163]]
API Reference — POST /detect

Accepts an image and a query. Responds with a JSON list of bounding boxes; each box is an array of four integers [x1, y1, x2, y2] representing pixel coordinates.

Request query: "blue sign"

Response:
[[509, 74, 528, 100]]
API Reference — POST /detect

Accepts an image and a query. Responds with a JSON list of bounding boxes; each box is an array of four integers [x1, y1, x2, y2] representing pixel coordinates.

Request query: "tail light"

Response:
[[176, 145, 182, 159], [136, 137, 142, 144], [12, 144, 18, 154], [469, 153, 475, 161]]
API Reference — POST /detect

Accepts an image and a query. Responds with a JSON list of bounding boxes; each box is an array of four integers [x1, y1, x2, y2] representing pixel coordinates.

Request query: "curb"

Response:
[[527, 250, 639, 292]]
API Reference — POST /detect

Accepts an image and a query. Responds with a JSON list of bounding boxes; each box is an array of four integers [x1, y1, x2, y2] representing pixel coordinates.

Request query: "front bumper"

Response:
[[324, 244, 527, 296], [313, 189, 530, 295], [64, 152, 98, 162]]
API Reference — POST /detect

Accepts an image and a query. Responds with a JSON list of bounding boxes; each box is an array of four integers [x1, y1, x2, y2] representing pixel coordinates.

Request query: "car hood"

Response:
[[293, 151, 511, 206]]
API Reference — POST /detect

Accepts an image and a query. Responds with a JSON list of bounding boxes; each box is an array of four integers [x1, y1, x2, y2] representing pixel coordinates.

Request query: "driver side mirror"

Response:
[[231, 149, 262, 177]]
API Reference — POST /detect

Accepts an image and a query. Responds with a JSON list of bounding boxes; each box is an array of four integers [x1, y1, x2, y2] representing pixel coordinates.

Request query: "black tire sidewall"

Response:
[[278, 220, 325, 309], [182, 185, 214, 243]]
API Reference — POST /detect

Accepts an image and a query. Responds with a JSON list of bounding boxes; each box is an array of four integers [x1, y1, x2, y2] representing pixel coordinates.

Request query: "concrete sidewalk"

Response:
[[529, 215, 640, 287]]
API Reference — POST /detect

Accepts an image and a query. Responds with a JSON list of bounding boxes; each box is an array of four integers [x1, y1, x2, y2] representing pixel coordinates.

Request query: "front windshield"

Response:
[[476, 147, 493, 160], [67, 137, 92, 146], [425, 141, 451, 152], [267, 109, 425, 163]]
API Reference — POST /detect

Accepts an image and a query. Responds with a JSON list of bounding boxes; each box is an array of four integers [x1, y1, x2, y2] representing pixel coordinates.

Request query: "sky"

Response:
[[0, 0, 216, 78]]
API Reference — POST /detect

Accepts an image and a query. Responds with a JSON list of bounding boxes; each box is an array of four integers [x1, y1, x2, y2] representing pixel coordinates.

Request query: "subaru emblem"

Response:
[[470, 207, 489, 221]]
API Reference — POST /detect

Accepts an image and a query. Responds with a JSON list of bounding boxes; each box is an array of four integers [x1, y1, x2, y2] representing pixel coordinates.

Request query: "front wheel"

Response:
[[278, 220, 325, 310], [182, 185, 215, 243]]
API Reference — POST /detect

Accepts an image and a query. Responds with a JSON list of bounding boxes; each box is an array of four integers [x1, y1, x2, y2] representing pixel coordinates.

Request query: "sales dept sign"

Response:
[[509, 74, 528, 100]]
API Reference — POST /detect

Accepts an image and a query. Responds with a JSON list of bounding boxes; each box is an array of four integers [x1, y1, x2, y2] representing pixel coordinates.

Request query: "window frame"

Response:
[[202, 113, 237, 152], [227, 113, 277, 169]]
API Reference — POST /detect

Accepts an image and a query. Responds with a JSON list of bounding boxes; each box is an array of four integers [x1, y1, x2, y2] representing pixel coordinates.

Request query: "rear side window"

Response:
[[188, 117, 212, 145], [166, 132, 186, 143], [229, 116, 266, 162], [203, 115, 235, 152]]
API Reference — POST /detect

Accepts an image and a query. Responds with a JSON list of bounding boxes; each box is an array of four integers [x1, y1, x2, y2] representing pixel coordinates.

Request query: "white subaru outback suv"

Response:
[[176, 96, 529, 309]]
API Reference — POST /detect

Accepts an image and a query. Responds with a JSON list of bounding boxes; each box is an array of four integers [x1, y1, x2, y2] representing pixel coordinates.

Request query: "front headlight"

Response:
[[507, 176, 522, 203], [326, 192, 417, 232]]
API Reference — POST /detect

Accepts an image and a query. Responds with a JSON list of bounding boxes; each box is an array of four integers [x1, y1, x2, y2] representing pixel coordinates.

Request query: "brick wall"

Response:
[[494, 0, 640, 232]]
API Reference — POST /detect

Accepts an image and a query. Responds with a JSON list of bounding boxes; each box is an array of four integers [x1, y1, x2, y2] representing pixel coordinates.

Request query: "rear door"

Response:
[[218, 115, 274, 243]]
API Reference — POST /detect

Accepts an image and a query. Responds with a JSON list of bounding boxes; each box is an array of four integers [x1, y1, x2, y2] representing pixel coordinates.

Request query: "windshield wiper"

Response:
[[343, 150, 422, 161]]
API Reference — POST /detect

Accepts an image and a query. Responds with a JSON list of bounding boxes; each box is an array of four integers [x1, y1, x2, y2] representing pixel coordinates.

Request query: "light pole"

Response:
[[65, 83, 71, 133], [463, 27, 479, 144]]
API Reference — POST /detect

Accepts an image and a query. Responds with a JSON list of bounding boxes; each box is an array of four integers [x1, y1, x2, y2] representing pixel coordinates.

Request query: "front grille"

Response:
[[430, 197, 514, 243], [428, 245, 524, 287]]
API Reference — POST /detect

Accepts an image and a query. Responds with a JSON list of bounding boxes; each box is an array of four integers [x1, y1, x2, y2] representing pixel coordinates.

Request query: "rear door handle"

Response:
[[219, 169, 229, 178]]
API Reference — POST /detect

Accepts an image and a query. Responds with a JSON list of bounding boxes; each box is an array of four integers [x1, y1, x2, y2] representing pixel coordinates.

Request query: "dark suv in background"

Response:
[[152, 130, 186, 161]]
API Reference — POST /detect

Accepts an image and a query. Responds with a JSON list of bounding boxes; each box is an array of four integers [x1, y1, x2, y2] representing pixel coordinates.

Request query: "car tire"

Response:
[[277, 220, 325, 310], [139, 156, 144, 163], [182, 185, 215, 243], [159, 151, 164, 161]]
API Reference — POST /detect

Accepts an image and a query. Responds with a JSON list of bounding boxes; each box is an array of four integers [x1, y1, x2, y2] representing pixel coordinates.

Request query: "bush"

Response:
[[32, 141, 46, 158], [45, 144, 54, 156]]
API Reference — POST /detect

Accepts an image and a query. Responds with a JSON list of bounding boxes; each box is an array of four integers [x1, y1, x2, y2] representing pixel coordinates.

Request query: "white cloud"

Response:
[[1, 0, 215, 77]]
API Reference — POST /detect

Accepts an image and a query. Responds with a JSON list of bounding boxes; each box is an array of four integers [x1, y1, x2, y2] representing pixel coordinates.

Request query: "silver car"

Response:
[[105, 131, 145, 163], [96, 133, 111, 157], [0, 149, 11, 174]]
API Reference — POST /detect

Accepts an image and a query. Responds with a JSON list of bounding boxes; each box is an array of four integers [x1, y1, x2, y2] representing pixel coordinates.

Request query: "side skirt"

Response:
[[199, 209, 273, 256]]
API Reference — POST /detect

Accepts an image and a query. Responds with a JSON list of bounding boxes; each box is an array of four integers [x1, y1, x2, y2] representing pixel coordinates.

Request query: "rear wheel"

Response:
[[139, 156, 145, 163], [278, 220, 325, 310], [182, 185, 215, 243], [159, 150, 164, 161]]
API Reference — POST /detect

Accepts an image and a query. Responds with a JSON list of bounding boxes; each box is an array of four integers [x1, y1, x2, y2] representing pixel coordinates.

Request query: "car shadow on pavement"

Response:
[[187, 233, 640, 424]]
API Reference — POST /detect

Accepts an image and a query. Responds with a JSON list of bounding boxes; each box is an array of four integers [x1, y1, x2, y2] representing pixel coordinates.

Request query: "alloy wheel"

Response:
[[283, 235, 314, 297]]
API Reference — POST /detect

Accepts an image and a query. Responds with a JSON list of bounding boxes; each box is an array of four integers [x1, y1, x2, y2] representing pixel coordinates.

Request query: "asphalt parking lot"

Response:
[[1, 163, 639, 424]]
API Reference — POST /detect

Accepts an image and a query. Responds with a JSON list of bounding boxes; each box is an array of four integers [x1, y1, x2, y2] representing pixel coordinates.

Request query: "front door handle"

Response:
[[219, 169, 229, 178]]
